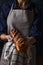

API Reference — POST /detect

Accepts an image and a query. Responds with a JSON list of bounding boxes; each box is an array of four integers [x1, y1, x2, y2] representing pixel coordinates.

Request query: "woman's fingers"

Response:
[[6, 35, 13, 41], [10, 31, 14, 38], [10, 29, 18, 38]]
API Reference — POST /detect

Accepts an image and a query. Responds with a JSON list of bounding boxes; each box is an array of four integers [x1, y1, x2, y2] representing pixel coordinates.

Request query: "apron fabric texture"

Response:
[[0, 5, 34, 65]]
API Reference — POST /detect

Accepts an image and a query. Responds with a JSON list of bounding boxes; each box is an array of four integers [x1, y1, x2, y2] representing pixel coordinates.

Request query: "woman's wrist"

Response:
[[0, 34, 7, 41]]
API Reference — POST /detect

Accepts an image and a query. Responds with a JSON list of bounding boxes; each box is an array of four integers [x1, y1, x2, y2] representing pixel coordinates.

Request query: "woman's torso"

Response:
[[7, 9, 34, 37]]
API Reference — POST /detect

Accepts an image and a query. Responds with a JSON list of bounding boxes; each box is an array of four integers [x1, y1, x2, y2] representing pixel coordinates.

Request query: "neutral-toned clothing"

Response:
[[0, 3, 34, 65]]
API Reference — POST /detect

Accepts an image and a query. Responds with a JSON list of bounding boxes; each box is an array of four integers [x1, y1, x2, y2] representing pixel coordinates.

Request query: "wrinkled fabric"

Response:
[[0, 0, 41, 65], [0, 39, 32, 65], [0, 2, 35, 65]]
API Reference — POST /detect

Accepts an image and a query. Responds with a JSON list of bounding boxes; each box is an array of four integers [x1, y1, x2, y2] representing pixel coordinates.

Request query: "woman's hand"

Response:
[[10, 29, 15, 38], [6, 35, 13, 41], [27, 37, 36, 46], [0, 34, 13, 41], [0, 29, 16, 41]]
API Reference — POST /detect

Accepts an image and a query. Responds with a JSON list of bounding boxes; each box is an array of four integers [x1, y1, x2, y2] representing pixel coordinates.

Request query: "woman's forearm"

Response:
[[0, 34, 8, 40], [0, 34, 13, 41]]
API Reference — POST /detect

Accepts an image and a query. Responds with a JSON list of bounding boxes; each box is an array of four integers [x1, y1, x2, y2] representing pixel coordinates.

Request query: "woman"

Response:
[[0, 0, 39, 65]]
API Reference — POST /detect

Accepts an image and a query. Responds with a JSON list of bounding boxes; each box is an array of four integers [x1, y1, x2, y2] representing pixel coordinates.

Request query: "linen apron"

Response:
[[0, 4, 34, 65]]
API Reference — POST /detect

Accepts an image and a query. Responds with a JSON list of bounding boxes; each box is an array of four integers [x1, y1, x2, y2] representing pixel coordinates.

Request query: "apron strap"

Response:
[[7, 4, 14, 34]]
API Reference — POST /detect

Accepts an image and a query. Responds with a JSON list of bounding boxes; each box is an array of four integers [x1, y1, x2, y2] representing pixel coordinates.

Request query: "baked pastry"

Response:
[[13, 28, 27, 52]]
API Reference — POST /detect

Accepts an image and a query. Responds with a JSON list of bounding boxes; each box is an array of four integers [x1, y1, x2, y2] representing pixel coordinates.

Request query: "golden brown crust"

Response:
[[13, 28, 27, 52]]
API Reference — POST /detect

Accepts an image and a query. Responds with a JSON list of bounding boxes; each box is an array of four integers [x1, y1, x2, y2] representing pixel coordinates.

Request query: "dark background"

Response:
[[0, 0, 43, 65], [0, 0, 40, 7]]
